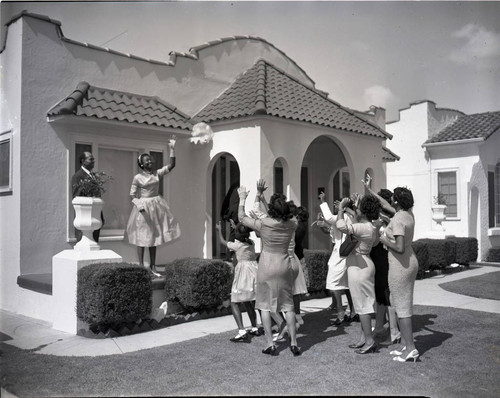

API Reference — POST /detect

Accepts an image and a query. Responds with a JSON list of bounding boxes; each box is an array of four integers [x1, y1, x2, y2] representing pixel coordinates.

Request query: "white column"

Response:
[[52, 249, 122, 334]]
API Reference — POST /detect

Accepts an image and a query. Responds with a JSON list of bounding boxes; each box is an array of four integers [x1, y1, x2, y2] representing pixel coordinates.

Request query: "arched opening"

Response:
[[211, 153, 240, 259], [274, 158, 284, 194], [302, 136, 350, 250]]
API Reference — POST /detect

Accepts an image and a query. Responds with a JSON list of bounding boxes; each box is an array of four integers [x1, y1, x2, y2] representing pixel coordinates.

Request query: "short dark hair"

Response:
[[235, 223, 253, 244], [137, 153, 150, 170], [79, 152, 90, 165], [359, 194, 381, 221], [268, 193, 293, 221], [378, 188, 393, 203], [393, 187, 414, 210], [295, 206, 309, 222]]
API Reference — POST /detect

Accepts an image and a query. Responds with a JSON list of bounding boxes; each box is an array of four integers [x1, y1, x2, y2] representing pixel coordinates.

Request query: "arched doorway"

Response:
[[211, 153, 240, 259], [302, 136, 350, 250]]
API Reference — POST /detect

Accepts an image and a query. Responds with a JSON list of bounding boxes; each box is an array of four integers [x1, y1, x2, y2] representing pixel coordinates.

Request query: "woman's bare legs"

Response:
[[285, 310, 298, 346], [398, 316, 415, 353], [388, 306, 400, 341], [149, 246, 157, 272], [243, 301, 257, 327], [231, 302, 245, 330], [137, 246, 145, 267], [261, 310, 274, 348], [359, 313, 375, 347]]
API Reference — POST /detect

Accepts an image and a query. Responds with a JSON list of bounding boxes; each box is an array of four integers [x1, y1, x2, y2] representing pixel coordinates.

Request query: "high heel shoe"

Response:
[[348, 342, 365, 349], [390, 346, 406, 356], [355, 342, 378, 354], [262, 345, 278, 356], [290, 345, 301, 356], [230, 332, 248, 342], [393, 349, 419, 362], [391, 335, 401, 345]]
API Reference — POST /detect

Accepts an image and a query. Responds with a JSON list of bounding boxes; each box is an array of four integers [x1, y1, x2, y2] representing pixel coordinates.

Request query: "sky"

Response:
[[1, 1, 500, 121]]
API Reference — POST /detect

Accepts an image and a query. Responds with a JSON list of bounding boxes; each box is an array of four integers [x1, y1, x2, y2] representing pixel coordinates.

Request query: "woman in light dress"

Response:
[[336, 194, 380, 354], [125, 136, 181, 277], [238, 184, 301, 356], [216, 221, 260, 342], [380, 187, 420, 362]]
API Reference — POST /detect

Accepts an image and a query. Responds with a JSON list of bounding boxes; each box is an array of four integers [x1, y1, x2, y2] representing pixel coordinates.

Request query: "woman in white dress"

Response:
[[125, 136, 181, 276]]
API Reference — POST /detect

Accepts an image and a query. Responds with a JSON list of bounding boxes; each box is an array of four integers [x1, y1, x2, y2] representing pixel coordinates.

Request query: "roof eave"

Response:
[[422, 137, 484, 148]]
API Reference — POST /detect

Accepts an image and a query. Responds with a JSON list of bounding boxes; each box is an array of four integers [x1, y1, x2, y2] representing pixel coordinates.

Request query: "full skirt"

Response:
[[231, 260, 258, 302], [125, 196, 181, 247]]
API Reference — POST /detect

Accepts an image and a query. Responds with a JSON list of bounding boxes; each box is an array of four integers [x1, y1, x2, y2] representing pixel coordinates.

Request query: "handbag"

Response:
[[339, 233, 358, 257]]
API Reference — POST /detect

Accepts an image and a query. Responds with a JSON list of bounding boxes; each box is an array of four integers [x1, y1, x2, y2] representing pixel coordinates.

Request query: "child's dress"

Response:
[[125, 165, 181, 247], [227, 240, 258, 303]]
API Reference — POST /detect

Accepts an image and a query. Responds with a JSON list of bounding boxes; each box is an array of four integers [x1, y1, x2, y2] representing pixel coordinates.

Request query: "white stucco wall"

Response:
[[0, 19, 54, 319], [478, 131, 500, 259], [387, 100, 498, 261]]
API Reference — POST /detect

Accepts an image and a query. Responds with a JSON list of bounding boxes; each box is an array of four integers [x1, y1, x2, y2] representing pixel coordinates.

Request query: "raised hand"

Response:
[[256, 179, 268, 194], [237, 186, 249, 199], [361, 173, 372, 188], [168, 134, 177, 149], [318, 191, 326, 202]]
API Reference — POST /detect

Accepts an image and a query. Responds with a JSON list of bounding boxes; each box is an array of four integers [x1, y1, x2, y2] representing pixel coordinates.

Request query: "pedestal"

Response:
[[52, 249, 122, 334]]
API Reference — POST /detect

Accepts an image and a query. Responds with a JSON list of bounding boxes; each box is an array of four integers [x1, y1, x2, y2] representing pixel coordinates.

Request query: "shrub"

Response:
[[446, 237, 478, 265], [303, 249, 330, 292], [414, 239, 452, 270], [77, 263, 151, 332], [412, 240, 429, 272], [486, 247, 500, 262], [164, 258, 232, 311]]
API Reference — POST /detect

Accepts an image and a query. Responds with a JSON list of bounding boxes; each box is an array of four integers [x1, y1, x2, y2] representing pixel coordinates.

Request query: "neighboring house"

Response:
[[386, 100, 500, 261], [0, 12, 396, 321]]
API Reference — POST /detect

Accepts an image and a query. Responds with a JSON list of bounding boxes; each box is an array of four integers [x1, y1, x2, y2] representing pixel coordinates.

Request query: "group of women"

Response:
[[122, 135, 419, 361], [316, 175, 420, 362]]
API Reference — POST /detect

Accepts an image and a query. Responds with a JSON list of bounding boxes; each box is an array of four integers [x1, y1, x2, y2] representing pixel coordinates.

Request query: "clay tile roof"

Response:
[[382, 146, 400, 162], [47, 82, 192, 130], [425, 111, 500, 144], [194, 59, 389, 139]]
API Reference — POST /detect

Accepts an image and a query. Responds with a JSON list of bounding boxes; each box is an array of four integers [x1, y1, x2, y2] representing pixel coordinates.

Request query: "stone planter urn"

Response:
[[431, 204, 447, 231], [72, 196, 104, 251]]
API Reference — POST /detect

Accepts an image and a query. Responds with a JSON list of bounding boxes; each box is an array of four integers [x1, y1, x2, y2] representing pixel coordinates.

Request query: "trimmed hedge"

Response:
[[303, 249, 330, 292], [164, 258, 232, 311], [77, 263, 152, 332], [446, 237, 478, 265], [414, 239, 454, 270], [411, 240, 430, 272], [486, 247, 500, 262]]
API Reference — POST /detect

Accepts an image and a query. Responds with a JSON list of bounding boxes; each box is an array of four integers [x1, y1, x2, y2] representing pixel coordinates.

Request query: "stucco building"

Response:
[[0, 12, 397, 321], [386, 100, 500, 261]]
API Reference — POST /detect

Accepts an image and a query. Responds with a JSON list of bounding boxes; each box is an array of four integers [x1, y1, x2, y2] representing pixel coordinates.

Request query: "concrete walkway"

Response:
[[1, 264, 498, 358]]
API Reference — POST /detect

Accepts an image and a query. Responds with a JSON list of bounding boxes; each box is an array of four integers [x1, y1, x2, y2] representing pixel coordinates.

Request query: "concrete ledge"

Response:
[[17, 273, 52, 295]]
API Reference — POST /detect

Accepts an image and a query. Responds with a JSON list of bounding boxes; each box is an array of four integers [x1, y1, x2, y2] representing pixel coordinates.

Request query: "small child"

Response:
[[215, 221, 260, 342]]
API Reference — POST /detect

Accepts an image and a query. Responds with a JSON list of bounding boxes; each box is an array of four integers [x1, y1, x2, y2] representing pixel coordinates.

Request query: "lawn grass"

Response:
[[439, 271, 500, 301], [1, 305, 499, 397]]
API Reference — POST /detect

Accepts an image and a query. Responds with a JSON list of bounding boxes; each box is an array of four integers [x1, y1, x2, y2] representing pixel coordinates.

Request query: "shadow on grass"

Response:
[[287, 310, 349, 354], [413, 313, 453, 356]]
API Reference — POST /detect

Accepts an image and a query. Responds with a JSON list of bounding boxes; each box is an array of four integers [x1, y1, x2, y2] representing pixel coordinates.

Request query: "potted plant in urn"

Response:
[[72, 170, 113, 252], [431, 193, 447, 230]]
